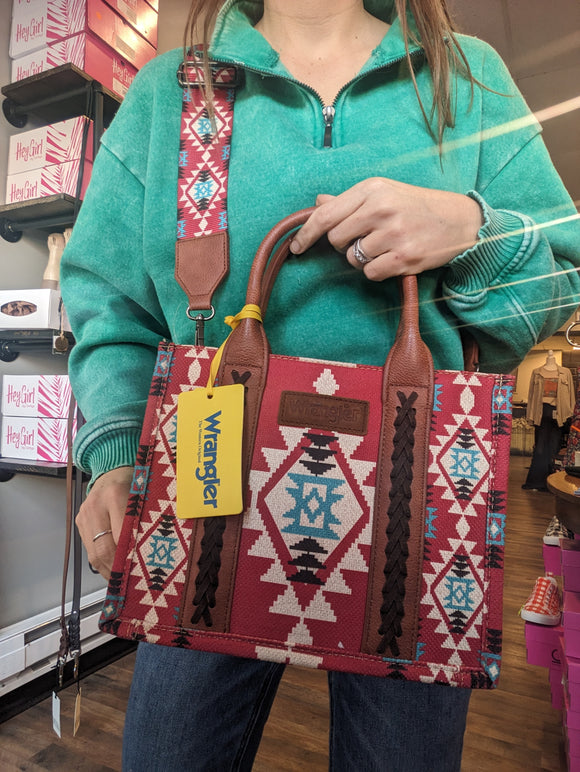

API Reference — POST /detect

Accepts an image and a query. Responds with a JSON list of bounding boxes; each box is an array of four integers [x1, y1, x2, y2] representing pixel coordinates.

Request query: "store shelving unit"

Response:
[[1, 64, 121, 242], [0, 65, 121, 362]]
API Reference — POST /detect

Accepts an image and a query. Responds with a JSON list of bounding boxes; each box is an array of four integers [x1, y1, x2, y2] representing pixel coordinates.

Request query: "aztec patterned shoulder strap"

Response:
[[175, 50, 239, 343]]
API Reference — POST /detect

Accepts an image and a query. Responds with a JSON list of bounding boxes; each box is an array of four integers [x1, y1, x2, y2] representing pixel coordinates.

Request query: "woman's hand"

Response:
[[289, 177, 483, 279], [75, 465, 134, 581]]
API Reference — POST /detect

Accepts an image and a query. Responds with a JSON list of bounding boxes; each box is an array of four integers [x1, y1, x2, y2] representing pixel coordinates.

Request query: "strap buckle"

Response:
[[177, 60, 241, 88]]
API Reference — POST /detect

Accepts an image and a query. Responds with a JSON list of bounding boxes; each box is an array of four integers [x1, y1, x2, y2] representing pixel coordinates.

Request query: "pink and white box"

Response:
[[1, 375, 72, 419], [10, 0, 157, 71], [0, 415, 76, 463], [6, 157, 92, 204], [11, 32, 137, 99], [7, 117, 93, 176]]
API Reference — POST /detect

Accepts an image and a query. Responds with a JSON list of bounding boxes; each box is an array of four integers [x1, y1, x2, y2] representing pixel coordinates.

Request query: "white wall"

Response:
[[157, 0, 190, 54]]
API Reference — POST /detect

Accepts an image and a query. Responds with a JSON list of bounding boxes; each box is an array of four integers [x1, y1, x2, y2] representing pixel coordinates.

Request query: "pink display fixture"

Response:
[[564, 653, 580, 714], [549, 659, 563, 709], [543, 543, 562, 577], [524, 621, 563, 668], [564, 591, 580, 659], [563, 539, 580, 593], [568, 723, 580, 771], [11, 32, 137, 99]]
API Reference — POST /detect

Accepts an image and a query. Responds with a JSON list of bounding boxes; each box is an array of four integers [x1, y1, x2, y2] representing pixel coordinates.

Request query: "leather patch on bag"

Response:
[[278, 391, 369, 436]]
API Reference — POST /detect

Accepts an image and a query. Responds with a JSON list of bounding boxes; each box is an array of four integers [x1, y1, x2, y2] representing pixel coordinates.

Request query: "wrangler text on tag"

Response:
[[196, 410, 222, 509]]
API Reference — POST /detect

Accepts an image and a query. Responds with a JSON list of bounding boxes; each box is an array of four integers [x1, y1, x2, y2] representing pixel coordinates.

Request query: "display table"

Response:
[[547, 471, 580, 533]]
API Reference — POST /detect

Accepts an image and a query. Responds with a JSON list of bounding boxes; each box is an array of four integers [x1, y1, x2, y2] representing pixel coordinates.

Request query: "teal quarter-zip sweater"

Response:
[[60, 0, 580, 481]]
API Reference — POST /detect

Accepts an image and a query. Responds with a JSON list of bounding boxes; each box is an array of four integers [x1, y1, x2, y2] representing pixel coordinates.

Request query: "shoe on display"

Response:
[[543, 515, 574, 546], [520, 575, 561, 625]]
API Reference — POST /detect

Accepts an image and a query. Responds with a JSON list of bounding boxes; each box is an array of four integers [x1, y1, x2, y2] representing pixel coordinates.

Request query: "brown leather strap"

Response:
[[260, 234, 296, 315], [362, 276, 433, 658]]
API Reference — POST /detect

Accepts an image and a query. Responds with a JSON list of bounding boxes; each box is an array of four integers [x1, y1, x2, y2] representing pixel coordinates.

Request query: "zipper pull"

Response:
[[322, 105, 335, 148]]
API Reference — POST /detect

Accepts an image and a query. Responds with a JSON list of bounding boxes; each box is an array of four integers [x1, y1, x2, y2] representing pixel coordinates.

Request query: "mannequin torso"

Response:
[[540, 350, 559, 405]]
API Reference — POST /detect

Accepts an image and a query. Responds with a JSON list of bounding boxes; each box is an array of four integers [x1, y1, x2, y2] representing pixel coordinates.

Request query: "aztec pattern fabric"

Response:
[[101, 339, 514, 688], [176, 55, 236, 240]]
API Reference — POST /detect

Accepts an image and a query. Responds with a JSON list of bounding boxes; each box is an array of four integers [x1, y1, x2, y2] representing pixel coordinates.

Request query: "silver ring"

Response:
[[186, 304, 215, 322], [92, 529, 113, 542], [352, 238, 374, 266]]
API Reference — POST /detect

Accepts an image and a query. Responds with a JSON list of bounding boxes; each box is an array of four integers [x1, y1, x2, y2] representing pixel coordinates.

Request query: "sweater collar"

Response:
[[209, 0, 418, 75]]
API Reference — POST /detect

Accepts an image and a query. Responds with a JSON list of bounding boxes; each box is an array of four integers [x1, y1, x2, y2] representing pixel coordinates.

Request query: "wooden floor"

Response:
[[0, 456, 568, 771]]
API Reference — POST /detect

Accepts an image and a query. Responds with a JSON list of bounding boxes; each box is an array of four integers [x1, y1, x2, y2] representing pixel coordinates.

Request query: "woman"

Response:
[[60, 0, 580, 769]]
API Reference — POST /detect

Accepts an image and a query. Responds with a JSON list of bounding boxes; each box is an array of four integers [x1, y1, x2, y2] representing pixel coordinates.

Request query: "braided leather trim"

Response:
[[190, 516, 227, 627], [377, 390, 417, 656]]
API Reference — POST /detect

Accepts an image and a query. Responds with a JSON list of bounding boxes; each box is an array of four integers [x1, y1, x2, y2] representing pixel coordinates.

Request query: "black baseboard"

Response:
[[0, 638, 137, 724]]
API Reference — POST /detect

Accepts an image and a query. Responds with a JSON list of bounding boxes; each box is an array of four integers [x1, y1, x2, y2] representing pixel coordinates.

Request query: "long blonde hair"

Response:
[[183, 0, 477, 143]]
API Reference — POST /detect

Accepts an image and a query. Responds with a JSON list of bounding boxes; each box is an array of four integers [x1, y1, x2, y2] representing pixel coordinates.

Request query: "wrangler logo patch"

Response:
[[278, 391, 369, 436]]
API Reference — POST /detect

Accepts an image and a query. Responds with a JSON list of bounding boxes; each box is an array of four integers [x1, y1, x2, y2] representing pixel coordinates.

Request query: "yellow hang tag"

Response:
[[177, 384, 245, 519]]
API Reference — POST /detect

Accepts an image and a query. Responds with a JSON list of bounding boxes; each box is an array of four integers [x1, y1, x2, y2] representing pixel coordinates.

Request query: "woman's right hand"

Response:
[[75, 465, 134, 581]]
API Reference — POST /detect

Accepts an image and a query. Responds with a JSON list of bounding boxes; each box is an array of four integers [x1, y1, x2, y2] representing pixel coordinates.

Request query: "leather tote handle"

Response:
[[224, 207, 433, 379], [216, 209, 433, 485]]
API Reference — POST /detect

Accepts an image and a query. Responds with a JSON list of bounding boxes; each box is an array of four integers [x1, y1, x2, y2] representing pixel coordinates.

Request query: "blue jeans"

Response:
[[123, 643, 471, 771]]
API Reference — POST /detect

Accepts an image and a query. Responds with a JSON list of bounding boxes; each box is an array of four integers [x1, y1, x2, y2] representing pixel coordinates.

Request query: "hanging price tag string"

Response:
[[206, 304, 263, 395]]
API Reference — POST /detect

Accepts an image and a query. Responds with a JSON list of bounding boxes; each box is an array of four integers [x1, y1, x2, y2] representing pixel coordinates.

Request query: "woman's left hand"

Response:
[[289, 177, 483, 280]]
